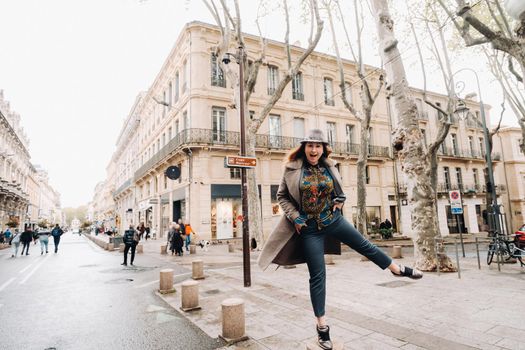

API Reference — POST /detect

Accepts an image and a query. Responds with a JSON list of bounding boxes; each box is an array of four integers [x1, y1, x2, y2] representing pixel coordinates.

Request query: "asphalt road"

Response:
[[0, 232, 224, 350]]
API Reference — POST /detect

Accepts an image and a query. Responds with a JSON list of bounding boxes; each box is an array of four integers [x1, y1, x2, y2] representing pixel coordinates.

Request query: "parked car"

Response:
[[515, 224, 525, 247]]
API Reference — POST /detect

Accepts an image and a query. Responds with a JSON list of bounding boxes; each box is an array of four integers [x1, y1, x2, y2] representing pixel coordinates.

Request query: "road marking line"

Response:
[[0, 278, 15, 292], [19, 257, 48, 285], [19, 263, 33, 274], [135, 280, 159, 288]]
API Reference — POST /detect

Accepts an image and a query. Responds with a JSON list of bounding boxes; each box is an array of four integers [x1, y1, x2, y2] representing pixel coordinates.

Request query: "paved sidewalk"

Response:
[[88, 233, 525, 349], [145, 240, 524, 350]]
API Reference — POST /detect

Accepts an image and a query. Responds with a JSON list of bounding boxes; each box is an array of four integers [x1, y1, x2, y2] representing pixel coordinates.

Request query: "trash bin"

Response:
[[110, 236, 123, 247]]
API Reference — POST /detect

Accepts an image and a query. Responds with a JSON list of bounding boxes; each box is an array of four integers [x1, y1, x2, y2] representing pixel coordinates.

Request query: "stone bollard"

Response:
[[160, 244, 167, 255], [189, 245, 196, 254], [220, 298, 248, 344], [107, 243, 114, 251], [325, 255, 335, 265], [192, 260, 205, 280], [180, 280, 201, 312], [119, 243, 125, 252], [392, 245, 403, 259], [159, 269, 175, 294], [105, 243, 110, 250], [228, 243, 235, 253], [136, 244, 143, 254]]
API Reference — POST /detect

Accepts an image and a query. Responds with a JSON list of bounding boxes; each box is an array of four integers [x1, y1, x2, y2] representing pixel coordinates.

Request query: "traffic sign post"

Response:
[[448, 190, 465, 257]]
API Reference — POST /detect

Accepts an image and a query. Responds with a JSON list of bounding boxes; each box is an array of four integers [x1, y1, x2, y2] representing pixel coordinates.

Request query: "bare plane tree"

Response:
[[323, 0, 384, 237], [371, 0, 450, 271], [203, 0, 324, 246]]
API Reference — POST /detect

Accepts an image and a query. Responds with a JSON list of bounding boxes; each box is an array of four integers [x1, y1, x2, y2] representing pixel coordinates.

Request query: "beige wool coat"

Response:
[[257, 157, 346, 270]]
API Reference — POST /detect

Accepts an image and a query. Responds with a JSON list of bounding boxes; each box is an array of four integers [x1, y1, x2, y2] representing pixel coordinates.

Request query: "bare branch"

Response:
[[484, 0, 511, 38], [494, 0, 514, 39], [284, 0, 292, 70], [508, 56, 524, 83]]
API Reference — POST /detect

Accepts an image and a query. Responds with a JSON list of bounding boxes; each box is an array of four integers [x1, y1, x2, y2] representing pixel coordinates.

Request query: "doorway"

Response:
[[389, 205, 398, 232], [446, 205, 466, 233]]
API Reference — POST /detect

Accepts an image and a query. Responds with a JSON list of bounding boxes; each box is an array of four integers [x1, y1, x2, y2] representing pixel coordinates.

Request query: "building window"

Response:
[[479, 137, 485, 157], [212, 107, 226, 142], [451, 133, 458, 156], [157, 139, 160, 152], [455, 167, 463, 191], [178, 163, 182, 183], [518, 139, 523, 154], [444, 166, 451, 190], [468, 136, 474, 157], [473, 168, 479, 189], [421, 129, 427, 145], [168, 82, 172, 107], [211, 53, 226, 87], [292, 72, 304, 100], [365, 165, 370, 184], [184, 111, 189, 130], [168, 127, 172, 140], [368, 127, 374, 155], [343, 81, 352, 104], [183, 60, 188, 92], [326, 122, 336, 147], [267, 65, 279, 95], [346, 124, 354, 153], [175, 120, 179, 136], [293, 117, 305, 139], [162, 133, 166, 147], [174, 72, 180, 102], [269, 114, 282, 147], [164, 174, 168, 189], [324, 78, 334, 106], [230, 168, 241, 179]]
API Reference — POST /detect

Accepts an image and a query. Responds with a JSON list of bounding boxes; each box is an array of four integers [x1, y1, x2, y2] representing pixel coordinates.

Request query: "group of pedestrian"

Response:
[[137, 222, 153, 241], [167, 218, 195, 256], [8, 224, 63, 257]]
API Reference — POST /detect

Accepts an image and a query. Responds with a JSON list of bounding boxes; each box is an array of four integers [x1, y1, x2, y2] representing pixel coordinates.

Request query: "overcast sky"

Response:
[[0, 0, 517, 208]]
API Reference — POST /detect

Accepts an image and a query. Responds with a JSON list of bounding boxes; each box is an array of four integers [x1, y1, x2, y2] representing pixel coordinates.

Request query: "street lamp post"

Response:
[[453, 68, 502, 236], [223, 46, 251, 288]]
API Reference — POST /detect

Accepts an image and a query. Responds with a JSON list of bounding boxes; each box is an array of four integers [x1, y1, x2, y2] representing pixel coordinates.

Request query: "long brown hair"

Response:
[[287, 142, 332, 162]]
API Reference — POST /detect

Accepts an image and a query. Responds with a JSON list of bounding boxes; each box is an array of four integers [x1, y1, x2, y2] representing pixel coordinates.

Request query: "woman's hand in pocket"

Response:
[[295, 223, 305, 234]]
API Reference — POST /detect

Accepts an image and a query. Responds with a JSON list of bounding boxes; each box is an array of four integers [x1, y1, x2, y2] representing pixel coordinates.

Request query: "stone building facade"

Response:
[[96, 21, 510, 241]]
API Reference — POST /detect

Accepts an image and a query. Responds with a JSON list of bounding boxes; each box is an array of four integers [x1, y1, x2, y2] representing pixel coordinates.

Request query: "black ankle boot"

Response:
[[316, 325, 332, 350]]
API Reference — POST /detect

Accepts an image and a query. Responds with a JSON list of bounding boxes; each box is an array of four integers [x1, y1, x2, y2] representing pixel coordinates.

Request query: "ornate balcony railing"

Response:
[[134, 128, 391, 181], [292, 91, 304, 101], [437, 146, 501, 161]]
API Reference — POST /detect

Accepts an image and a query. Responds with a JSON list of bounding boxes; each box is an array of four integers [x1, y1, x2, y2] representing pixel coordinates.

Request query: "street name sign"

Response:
[[225, 156, 257, 168], [449, 190, 463, 214]]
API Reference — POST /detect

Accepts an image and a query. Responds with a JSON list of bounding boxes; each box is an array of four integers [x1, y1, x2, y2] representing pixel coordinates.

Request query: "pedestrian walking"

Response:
[[20, 225, 33, 256], [145, 226, 150, 240], [170, 224, 184, 256], [4, 227, 12, 243], [10, 229, 21, 258], [184, 221, 195, 251], [121, 225, 139, 266], [258, 129, 423, 350], [38, 229, 50, 255], [138, 222, 146, 241], [51, 224, 64, 253]]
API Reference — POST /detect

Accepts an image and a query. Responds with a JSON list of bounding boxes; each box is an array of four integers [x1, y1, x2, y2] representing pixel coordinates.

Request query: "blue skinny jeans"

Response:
[[300, 210, 392, 317]]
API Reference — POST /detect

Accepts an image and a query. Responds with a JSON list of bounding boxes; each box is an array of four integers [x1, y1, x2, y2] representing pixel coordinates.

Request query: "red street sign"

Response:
[[225, 156, 257, 168]]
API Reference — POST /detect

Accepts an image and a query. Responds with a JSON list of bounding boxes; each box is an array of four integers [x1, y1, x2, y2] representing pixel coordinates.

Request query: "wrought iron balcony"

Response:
[[267, 87, 276, 95], [292, 91, 304, 101], [438, 146, 501, 161], [211, 77, 226, 88], [133, 128, 391, 181]]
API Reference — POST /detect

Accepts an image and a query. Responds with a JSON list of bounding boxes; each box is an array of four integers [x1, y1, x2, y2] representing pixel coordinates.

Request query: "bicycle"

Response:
[[487, 232, 525, 267]]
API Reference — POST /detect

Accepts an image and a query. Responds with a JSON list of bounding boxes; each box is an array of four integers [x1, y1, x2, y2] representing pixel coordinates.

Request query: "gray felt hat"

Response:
[[300, 128, 328, 144]]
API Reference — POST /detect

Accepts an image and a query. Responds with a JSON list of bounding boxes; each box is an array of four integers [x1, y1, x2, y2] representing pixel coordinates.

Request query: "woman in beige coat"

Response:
[[258, 129, 422, 350]]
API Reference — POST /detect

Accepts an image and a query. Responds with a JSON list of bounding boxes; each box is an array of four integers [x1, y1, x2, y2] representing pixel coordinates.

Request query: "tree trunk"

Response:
[[246, 132, 263, 247], [428, 150, 442, 238], [371, 0, 454, 271], [356, 110, 371, 237]]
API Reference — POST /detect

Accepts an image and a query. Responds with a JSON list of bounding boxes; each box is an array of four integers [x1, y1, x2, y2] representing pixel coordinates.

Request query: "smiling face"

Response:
[[304, 142, 324, 165]]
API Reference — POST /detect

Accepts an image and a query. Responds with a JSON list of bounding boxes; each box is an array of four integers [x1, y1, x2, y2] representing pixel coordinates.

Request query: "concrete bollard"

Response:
[[220, 298, 248, 344], [192, 260, 205, 280], [180, 280, 201, 311], [228, 243, 235, 253], [160, 244, 167, 255], [136, 244, 143, 254], [107, 243, 114, 251], [325, 255, 335, 265], [189, 245, 196, 254], [159, 269, 175, 294], [392, 245, 403, 259], [119, 243, 125, 252]]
